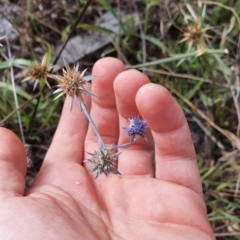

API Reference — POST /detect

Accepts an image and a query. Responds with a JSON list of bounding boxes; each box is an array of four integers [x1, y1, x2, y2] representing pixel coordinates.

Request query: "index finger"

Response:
[[43, 88, 91, 165]]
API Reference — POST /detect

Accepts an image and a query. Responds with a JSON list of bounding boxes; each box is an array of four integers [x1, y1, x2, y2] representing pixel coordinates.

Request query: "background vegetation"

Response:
[[0, 0, 240, 239]]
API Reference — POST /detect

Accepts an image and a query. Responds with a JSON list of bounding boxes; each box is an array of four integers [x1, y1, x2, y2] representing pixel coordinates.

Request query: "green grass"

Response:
[[1, 0, 240, 238]]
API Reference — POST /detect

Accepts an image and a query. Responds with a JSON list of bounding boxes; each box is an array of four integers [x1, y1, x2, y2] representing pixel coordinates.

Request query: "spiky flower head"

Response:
[[123, 117, 147, 141], [84, 148, 121, 179], [179, 18, 212, 56], [22, 54, 54, 91], [53, 60, 95, 111]]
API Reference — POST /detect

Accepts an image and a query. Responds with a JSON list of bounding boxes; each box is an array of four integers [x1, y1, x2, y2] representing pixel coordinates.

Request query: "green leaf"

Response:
[[185, 81, 203, 100], [200, 92, 213, 107], [128, 49, 228, 69]]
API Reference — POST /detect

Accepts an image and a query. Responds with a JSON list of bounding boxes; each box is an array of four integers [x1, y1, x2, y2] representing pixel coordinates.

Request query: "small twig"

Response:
[[52, 0, 93, 67]]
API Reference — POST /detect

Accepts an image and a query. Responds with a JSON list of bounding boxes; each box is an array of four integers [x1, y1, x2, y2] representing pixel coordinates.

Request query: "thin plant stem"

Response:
[[128, 49, 228, 69], [108, 136, 136, 151], [80, 101, 106, 151], [6, 36, 25, 144]]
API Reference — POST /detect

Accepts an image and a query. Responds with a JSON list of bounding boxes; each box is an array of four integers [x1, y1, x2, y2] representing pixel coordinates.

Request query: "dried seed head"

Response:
[[22, 54, 54, 91], [184, 20, 202, 42], [27, 64, 47, 79], [53, 60, 95, 111], [179, 19, 212, 55], [84, 149, 121, 179], [123, 117, 147, 140]]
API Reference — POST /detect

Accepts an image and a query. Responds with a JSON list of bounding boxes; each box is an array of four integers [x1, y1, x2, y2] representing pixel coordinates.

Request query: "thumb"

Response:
[[0, 127, 26, 201]]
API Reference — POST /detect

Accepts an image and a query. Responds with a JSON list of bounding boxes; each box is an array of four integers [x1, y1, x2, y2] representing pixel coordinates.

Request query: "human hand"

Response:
[[0, 57, 215, 239]]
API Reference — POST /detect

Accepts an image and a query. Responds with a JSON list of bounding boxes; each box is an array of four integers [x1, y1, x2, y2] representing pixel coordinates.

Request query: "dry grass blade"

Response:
[[167, 84, 240, 150], [144, 68, 240, 90], [184, 107, 225, 150]]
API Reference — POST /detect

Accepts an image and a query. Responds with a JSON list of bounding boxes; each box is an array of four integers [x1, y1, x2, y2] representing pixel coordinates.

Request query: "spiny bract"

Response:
[[84, 148, 121, 179], [53, 60, 96, 111]]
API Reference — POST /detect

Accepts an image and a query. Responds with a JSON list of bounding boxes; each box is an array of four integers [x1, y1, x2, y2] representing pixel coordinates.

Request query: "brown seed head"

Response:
[[180, 19, 211, 55], [183, 20, 203, 43], [53, 60, 95, 110], [57, 67, 85, 98], [22, 54, 54, 90], [27, 64, 48, 82]]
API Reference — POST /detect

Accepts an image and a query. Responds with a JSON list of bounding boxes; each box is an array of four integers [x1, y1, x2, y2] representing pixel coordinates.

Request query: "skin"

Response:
[[0, 57, 215, 240]]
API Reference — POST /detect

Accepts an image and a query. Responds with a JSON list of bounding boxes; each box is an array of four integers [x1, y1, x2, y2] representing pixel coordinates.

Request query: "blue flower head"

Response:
[[123, 117, 147, 140]]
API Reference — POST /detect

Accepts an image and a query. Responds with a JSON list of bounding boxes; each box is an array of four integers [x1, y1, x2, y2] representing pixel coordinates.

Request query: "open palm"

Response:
[[0, 58, 215, 240]]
